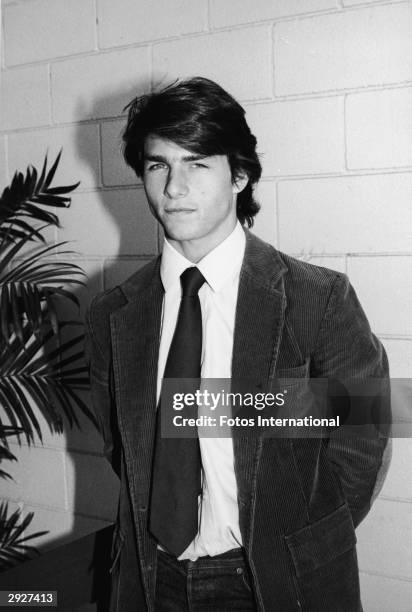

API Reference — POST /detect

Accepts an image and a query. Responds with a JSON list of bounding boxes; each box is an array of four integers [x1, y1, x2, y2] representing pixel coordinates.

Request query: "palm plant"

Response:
[[0, 152, 95, 569]]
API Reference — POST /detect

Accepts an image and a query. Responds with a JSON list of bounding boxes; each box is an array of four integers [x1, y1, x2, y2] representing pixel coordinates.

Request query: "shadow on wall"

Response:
[[30, 77, 158, 602]]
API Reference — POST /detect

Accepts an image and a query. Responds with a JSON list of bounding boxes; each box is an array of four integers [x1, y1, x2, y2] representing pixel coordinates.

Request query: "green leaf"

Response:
[[0, 503, 49, 570], [9, 283, 24, 344], [36, 153, 48, 192], [0, 285, 10, 344], [43, 149, 62, 189], [0, 151, 80, 246], [43, 291, 59, 335], [46, 182, 80, 195], [63, 385, 98, 429], [48, 384, 77, 428], [7, 379, 43, 443], [0, 384, 26, 445], [32, 193, 72, 206]]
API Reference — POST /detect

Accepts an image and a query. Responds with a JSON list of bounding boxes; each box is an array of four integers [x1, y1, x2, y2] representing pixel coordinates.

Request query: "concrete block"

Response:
[[1, 500, 22, 517], [98, 0, 207, 48], [23, 504, 111, 552], [101, 119, 139, 187], [210, 0, 337, 28], [12, 227, 57, 261], [299, 256, 346, 273], [250, 181, 277, 246], [104, 257, 154, 289], [2, 445, 67, 509], [8, 124, 101, 191], [356, 498, 412, 579], [246, 98, 345, 176], [346, 88, 412, 169], [0, 137, 8, 189], [56, 188, 157, 257], [23, 506, 73, 551], [51, 48, 151, 123], [1, 65, 51, 130], [379, 438, 412, 502], [275, 4, 412, 95], [277, 174, 412, 253], [360, 572, 412, 612], [65, 452, 119, 520], [382, 338, 412, 378], [4, 0, 95, 66], [347, 256, 412, 336], [344, 0, 400, 5], [153, 26, 273, 101]]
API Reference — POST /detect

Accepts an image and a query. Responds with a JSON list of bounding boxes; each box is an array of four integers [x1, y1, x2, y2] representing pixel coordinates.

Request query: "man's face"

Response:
[[142, 135, 247, 261]]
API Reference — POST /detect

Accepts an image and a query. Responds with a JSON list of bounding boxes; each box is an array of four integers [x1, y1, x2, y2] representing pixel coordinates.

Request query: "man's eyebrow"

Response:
[[143, 153, 209, 163], [143, 154, 167, 163], [182, 154, 208, 162]]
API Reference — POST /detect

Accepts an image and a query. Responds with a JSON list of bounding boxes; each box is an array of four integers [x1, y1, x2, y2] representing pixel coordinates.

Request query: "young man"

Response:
[[86, 77, 390, 611]]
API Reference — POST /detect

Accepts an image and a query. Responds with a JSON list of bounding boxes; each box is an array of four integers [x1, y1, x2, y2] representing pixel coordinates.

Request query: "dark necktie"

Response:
[[149, 266, 205, 556]]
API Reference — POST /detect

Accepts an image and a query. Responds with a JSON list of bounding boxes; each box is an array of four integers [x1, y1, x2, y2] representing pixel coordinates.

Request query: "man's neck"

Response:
[[167, 220, 238, 263]]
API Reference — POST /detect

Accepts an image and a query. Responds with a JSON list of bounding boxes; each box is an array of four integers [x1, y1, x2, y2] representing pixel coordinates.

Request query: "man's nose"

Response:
[[164, 167, 189, 199]]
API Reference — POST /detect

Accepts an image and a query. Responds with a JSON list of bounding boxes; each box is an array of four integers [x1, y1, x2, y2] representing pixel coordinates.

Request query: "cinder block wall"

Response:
[[1, 0, 411, 607]]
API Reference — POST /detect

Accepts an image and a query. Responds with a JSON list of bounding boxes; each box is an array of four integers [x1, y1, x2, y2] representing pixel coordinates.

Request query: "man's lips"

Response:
[[164, 208, 195, 213]]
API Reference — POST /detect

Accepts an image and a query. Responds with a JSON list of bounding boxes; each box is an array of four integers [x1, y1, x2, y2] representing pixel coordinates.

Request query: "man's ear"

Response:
[[232, 172, 249, 194]]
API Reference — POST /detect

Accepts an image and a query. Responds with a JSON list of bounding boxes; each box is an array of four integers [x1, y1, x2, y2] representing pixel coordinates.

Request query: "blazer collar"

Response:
[[117, 229, 287, 304], [242, 229, 287, 290], [120, 255, 163, 303]]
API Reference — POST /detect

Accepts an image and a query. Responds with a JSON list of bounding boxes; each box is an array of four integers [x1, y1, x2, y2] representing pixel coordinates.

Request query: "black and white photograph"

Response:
[[0, 1, 411, 610]]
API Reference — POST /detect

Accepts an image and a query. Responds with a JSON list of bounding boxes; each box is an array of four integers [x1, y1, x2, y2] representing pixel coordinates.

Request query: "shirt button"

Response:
[[147, 564, 153, 571], [236, 567, 243, 575]]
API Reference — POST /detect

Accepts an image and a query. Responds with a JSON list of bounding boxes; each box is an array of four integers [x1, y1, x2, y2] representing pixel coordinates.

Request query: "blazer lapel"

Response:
[[232, 232, 287, 545], [110, 261, 163, 507]]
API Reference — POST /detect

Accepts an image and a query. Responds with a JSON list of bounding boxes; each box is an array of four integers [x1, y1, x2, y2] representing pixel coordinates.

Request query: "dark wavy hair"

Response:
[[122, 77, 262, 227]]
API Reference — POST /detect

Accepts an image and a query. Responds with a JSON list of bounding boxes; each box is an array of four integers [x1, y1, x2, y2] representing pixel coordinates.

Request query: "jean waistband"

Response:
[[158, 547, 245, 570]]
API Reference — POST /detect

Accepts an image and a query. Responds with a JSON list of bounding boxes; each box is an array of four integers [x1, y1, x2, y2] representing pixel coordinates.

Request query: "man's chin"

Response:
[[163, 224, 201, 243]]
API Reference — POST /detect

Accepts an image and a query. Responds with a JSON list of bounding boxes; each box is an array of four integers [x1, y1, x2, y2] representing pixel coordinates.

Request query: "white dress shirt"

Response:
[[157, 221, 246, 561]]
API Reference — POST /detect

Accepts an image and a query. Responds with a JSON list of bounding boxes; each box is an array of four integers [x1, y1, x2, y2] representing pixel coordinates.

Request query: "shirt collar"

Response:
[[160, 221, 246, 293]]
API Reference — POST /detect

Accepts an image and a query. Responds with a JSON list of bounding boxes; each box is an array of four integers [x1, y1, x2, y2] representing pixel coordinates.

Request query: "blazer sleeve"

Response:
[[312, 273, 391, 528], [85, 299, 119, 477]]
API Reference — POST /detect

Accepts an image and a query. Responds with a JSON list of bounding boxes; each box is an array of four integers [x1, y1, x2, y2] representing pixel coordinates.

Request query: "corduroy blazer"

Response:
[[86, 230, 390, 611]]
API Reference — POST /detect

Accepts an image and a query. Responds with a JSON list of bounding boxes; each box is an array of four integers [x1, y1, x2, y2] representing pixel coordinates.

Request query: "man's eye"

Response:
[[147, 163, 165, 171], [191, 162, 207, 169]]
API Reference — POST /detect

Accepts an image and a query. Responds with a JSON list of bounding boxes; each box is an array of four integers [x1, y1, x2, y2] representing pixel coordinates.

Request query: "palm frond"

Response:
[[0, 444, 17, 481], [0, 322, 93, 444], [0, 233, 85, 345], [0, 426, 25, 480], [0, 503, 48, 570], [0, 151, 79, 245]]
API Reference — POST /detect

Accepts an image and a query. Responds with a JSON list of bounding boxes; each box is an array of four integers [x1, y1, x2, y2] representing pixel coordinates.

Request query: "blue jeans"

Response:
[[154, 548, 257, 611]]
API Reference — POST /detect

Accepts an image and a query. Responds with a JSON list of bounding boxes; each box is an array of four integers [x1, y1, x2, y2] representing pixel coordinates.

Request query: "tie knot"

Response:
[[180, 267, 205, 297]]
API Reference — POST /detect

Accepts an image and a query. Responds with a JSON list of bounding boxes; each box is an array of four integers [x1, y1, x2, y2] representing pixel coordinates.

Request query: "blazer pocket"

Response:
[[275, 359, 310, 393], [285, 503, 356, 578], [276, 359, 310, 381], [273, 360, 311, 423], [109, 526, 125, 575]]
